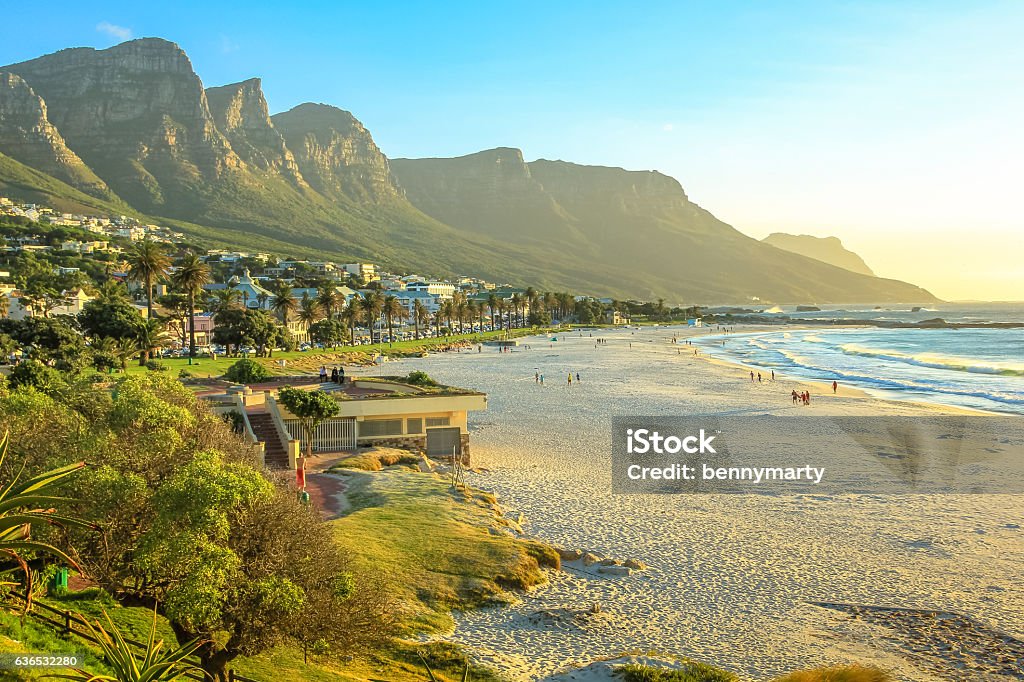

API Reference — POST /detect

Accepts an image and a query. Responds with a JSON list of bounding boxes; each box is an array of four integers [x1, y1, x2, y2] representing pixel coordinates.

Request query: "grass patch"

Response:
[[620, 661, 738, 682], [772, 666, 892, 682], [332, 450, 422, 472], [329, 469, 554, 633]]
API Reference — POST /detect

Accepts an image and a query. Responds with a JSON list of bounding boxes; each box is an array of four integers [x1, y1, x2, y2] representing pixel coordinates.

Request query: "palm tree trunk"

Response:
[[146, 273, 154, 320], [187, 291, 197, 362]]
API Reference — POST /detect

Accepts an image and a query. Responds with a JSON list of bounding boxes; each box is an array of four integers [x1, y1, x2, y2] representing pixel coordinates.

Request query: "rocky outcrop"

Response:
[[205, 78, 307, 188], [0, 72, 113, 199], [272, 103, 400, 203], [2, 38, 241, 211], [391, 148, 582, 245], [762, 233, 876, 276]]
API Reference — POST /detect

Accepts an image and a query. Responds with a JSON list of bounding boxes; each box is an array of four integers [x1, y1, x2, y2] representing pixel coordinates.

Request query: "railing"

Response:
[[7, 592, 260, 682], [233, 395, 266, 463], [264, 394, 300, 468], [283, 417, 357, 452]]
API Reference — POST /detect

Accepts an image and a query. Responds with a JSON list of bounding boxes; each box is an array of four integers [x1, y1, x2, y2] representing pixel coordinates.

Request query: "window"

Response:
[[360, 419, 404, 437], [407, 418, 423, 434], [425, 416, 450, 427]]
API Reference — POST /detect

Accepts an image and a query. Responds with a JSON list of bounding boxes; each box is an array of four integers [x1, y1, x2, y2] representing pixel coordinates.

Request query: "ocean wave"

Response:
[[839, 343, 1024, 376]]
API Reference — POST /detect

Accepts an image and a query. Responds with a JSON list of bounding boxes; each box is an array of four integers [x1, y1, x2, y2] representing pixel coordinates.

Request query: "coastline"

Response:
[[379, 325, 1024, 681]]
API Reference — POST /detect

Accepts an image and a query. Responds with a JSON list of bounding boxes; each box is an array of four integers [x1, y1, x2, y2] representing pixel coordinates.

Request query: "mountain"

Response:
[[0, 38, 937, 303], [762, 233, 875, 276], [392, 150, 935, 302], [0, 72, 115, 200]]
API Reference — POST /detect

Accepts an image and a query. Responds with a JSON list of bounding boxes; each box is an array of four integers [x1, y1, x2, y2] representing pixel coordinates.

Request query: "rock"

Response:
[[506, 510, 526, 525], [417, 455, 434, 473], [581, 552, 602, 566], [623, 558, 647, 570], [598, 565, 633, 577], [597, 558, 620, 566], [557, 548, 583, 562]]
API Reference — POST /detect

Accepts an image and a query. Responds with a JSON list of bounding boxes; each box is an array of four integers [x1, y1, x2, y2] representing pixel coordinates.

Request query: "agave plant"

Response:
[[50, 609, 208, 682], [0, 430, 89, 604]]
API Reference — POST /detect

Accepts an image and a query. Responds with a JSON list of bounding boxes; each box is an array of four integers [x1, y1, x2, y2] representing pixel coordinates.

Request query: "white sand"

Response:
[[383, 325, 1024, 681]]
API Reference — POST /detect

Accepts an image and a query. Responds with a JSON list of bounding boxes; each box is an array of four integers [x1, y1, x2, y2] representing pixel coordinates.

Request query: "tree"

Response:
[[223, 358, 270, 384], [269, 280, 296, 327], [126, 241, 171, 320], [486, 294, 497, 331], [412, 299, 429, 340], [308, 318, 346, 349], [277, 386, 340, 459], [298, 292, 320, 331], [315, 285, 339, 319], [134, 318, 168, 366], [156, 293, 191, 349], [208, 288, 242, 319], [79, 298, 146, 342], [382, 295, 405, 345], [170, 252, 210, 362], [360, 292, 383, 343], [340, 299, 362, 345]]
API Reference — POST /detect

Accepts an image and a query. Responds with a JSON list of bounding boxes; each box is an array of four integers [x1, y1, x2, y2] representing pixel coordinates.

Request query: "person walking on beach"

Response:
[[832, 380, 838, 394], [750, 371, 755, 382], [576, 372, 581, 382], [535, 371, 539, 383], [758, 372, 762, 383], [568, 372, 573, 385], [771, 370, 775, 381], [792, 390, 799, 405], [539, 373, 544, 385]]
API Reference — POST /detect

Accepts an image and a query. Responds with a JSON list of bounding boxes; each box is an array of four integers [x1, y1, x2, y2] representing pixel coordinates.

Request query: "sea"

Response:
[[695, 302, 1024, 415]]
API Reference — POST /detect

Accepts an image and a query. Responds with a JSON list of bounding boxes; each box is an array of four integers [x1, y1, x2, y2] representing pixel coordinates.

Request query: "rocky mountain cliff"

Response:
[[392, 150, 934, 302], [0, 72, 113, 199], [0, 38, 936, 303], [761, 233, 875, 276]]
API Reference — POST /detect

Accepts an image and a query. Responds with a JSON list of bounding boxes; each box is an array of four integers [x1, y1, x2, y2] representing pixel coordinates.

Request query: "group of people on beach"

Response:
[[533, 370, 581, 385], [318, 365, 346, 384], [792, 390, 811, 405]]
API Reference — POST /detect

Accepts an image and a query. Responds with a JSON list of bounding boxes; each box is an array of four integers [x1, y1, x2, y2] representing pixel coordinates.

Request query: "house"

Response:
[[605, 309, 630, 325], [342, 263, 378, 281], [405, 280, 456, 300], [207, 376, 487, 469]]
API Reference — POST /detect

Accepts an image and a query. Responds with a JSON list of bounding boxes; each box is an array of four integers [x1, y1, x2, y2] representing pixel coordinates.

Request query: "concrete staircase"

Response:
[[247, 412, 290, 469]]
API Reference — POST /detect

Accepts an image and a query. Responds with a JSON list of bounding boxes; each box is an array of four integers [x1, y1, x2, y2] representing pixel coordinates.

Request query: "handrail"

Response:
[[7, 592, 260, 682]]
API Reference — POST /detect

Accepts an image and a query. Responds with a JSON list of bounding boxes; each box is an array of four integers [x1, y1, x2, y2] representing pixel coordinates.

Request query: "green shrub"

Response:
[[773, 666, 892, 682], [223, 358, 270, 384], [405, 370, 437, 387], [7, 360, 65, 394], [620, 662, 737, 682], [145, 359, 167, 372]]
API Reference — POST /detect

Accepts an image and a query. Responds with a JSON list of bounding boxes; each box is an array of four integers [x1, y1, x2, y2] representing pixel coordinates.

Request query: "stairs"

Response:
[[247, 412, 290, 469]]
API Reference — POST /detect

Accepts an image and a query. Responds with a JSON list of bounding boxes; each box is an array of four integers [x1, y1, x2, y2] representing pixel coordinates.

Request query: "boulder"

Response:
[[598, 565, 633, 577], [623, 558, 647, 570], [598, 558, 621, 567], [581, 552, 602, 566], [557, 548, 583, 562]]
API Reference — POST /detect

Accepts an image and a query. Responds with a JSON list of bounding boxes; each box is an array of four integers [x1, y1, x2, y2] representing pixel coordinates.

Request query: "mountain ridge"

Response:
[[0, 38, 937, 303]]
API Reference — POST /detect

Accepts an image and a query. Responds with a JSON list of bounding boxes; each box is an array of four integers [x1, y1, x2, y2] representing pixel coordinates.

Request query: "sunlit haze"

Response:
[[3, 1, 1021, 300]]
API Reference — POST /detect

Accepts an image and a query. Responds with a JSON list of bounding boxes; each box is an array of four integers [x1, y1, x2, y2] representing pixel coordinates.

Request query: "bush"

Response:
[[145, 359, 167, 372], [405, 370, 437, 387], [619, 662, 737, 682], [223, 358, 270, 384], [8, 360, 65, 394], [773, 666, 892, 682]]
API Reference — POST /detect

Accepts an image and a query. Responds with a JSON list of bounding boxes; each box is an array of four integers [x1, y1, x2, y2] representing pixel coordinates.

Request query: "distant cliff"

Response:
[[762, 233, 875, 276]]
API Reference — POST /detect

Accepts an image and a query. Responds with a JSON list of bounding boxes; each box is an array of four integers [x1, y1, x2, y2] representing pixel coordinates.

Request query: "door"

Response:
[[426, 427, 461, 458]]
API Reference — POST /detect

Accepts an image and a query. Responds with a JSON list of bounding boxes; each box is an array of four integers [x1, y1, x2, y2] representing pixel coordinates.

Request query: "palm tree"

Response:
[[340, 298, 361, 344], [360, 292, 383, 343], [412, 299, 428, 340], [454, 295, 468, 334], [382, 295, 406, 345], [170, 252, 210, 363], [126, 241, 171, 320], [525, 287, 538, 323], [269, 280, 297, 327], [472, 300, 484, 331], [134, 318, 168, 366], [298, 292, 320, 339], [496, 299, 507, 332], [316, 285, 339, 319], [486, 293, 498, 331], [59, 608, 206, 682], [208, 288, 242, 319], [0, 431, 89, 608], [510, 294, 522, 329]]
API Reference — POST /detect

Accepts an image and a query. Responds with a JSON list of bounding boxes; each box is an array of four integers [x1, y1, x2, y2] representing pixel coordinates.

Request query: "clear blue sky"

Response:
[[2, 1, 1023, 299]]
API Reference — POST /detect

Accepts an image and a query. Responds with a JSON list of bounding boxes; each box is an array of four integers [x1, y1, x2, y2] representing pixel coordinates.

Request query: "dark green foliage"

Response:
[[307, 318, 347, 348], [223, 358, 270, 384], [405, 370, 437, 387], [7, 359, 65, 393]]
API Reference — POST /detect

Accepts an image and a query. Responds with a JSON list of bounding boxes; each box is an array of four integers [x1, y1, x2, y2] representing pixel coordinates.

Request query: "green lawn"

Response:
[[121, 326, 561, 379]]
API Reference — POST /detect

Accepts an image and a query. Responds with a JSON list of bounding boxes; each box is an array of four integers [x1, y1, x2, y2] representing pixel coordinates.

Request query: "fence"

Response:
[[8, 592, 259, 682], [283, 417, 357, 452]]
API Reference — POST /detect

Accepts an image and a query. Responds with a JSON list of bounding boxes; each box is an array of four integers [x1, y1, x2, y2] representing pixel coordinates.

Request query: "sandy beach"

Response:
[[381, 325, 1024, 681]]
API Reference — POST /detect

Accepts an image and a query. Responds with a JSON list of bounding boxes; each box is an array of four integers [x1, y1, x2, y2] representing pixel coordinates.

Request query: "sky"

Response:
[[2, 1, 1022, 300]]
